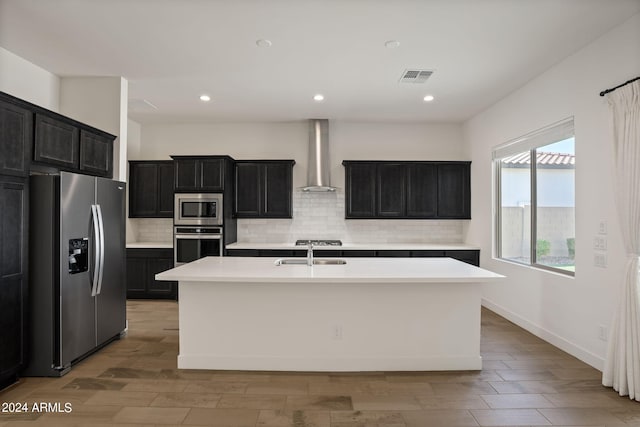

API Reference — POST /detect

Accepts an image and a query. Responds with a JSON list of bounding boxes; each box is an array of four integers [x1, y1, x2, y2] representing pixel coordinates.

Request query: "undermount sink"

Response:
[[274, 258, 347, 266]]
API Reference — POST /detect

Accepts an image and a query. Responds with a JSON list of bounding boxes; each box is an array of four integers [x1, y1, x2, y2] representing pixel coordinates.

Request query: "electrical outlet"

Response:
[[332, 325, 343, 340], [599, 325, 608, 341], [594, 253, 607, 268]]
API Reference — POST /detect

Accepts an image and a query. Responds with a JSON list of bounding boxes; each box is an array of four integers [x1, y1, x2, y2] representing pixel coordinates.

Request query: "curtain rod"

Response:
[[599, 76, 640, 96]]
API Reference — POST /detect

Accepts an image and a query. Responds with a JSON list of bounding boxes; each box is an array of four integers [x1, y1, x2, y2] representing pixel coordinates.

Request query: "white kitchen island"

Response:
[[155, 256, 504, 372]]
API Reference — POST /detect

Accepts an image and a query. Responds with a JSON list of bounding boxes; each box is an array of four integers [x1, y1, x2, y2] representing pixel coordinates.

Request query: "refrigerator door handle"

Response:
[[96, 204, 105, 295], [90, 204, 100, 296]]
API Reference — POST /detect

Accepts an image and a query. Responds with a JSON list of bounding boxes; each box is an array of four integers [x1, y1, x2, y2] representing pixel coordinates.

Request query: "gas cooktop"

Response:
[[295, 239, 342, 246]]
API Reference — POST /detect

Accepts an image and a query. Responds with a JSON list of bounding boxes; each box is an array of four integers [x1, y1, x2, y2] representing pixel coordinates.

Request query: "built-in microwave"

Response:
[[174, 193, 223, 226]]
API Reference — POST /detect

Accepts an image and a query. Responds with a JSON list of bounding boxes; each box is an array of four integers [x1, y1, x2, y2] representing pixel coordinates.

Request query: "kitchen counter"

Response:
[[156, 257, 503, 372], [226, 242, 480, 250], [156, 256, 500, 283], [126, 241, 173, 249]]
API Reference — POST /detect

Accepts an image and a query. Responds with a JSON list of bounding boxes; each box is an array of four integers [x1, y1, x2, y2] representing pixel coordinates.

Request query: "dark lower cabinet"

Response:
[[128, 161, 175, 218], [226, 248, 479, 266], [0, 176, 28, 389], [126, 249, 177, 299], [343, 161, 471, 219], [234, 160, 294, 218], [0, 94, 32, 177]]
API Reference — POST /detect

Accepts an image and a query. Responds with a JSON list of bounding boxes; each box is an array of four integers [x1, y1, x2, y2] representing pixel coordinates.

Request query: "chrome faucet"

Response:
[[307, 242, 314, 266]]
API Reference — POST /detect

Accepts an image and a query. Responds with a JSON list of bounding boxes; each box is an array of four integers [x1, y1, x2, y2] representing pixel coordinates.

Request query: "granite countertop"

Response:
[[156, 256, 503, 284], [126, 242, 173, 249], [225, 242, 480, 250]]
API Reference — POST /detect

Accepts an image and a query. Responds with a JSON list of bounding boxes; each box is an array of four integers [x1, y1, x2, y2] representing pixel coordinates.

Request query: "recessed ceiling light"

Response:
[[384, 40, 400, 48], [423, 95, 435, 102], [199, 95, 211, 102], [256, 39, 272, 48], [313, 94, 325, 102]]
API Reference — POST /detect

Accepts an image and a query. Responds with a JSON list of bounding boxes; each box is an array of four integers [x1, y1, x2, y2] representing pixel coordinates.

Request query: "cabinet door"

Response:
[[34, 113, 79, 169], [406, 163, 437, 218], [263, 163, 292, 218], [79, 130, 113, 177], [444, 250, 479, 266], [235, 162, 261, 217], [147, 257, 177, 299], [200, 158, 224, 191], [157, 162, 175, 217], [377, 163, 405, 217], [0, 178, 28, 382], [129, 163, 159, 217], [437, 163, 471, 219], [0, 98, 32, 177], [344, 163, 376, 218], [174, 159, 199, 192], [126, 256, 148, 297]]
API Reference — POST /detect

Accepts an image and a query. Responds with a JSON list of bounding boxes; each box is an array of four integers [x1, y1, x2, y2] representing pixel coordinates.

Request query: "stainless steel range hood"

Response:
[[302, 119, 337, 192]]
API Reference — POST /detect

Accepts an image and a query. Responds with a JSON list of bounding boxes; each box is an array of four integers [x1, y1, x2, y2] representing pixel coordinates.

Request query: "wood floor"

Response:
[[1, 301, 640, 426]]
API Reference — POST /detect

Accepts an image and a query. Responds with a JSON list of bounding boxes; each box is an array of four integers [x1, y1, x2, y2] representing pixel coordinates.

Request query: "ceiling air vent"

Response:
[[399, 69, 433, 84]]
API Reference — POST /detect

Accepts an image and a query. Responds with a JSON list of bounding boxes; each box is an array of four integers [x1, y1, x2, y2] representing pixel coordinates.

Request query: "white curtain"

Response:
[[602, 79, 640, 400]]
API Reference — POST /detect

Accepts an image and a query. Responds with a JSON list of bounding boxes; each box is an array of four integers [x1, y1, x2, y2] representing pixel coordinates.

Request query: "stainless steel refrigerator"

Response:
[[24, 172, 126, 376]]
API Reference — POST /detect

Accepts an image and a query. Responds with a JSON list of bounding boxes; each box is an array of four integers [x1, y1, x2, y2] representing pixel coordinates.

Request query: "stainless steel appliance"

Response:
[[174, 193, 223, 226], [25, 172, 126, 377], [174, 226, 223, 266]]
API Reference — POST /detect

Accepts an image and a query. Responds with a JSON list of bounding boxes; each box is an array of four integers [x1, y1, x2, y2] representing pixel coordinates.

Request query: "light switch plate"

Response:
[[598, 221, 607, 235]]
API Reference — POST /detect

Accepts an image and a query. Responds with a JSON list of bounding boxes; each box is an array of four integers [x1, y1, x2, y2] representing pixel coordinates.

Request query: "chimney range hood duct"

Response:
[[302, 119, 337, 192]]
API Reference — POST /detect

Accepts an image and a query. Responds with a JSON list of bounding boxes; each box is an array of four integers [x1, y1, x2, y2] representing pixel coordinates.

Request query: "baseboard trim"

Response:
[[482, 298, 605, 371], [178, 354, 483, 372]]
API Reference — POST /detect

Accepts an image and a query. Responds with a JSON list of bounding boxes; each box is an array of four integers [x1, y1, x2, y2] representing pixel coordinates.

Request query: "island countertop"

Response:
[[225, 242, 480, 251], [155, 256, 504, 283]]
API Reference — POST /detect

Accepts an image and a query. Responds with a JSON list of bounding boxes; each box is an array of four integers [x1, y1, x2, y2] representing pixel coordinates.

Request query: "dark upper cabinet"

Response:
[[33, 111, 114, 178], [79, 130, 113, 177], [157, 162, 175, 216], [406, 163, 437, 217], [377, 163, 405, 217], [126, 248, 176, 300], [437, 162, 471, 219], [0, 177, 28, 387], [34, 113, 80, 170], [0, 95, 32, 177], [172, 156, 232, 192], [128, 161, 174, 218], [343, 161, 470, 219], [234, 160, 294, 218], [344, 162, 376, 218]]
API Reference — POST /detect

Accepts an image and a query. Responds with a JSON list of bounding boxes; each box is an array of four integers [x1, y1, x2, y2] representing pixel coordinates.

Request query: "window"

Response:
[[493, 118, 575, 275]]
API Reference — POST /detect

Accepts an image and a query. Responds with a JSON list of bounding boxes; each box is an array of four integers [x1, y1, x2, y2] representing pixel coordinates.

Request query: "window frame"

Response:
[[493, 117, 575, 277]]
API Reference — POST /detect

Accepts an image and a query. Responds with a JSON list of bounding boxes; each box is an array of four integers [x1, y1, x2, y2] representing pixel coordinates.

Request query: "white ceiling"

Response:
[[1, 0, 639, 123]]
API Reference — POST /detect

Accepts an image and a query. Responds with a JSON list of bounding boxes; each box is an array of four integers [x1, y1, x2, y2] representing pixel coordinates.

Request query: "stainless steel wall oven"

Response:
[[174, 226, 223, 266]]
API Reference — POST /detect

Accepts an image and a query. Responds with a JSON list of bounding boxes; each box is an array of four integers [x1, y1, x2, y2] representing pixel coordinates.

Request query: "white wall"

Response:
[[59, 77, 129, 181], [136, 121, 467, 243], [126, 120, 143, 243], [139, 120, 465, 187], [0, 47, 59, 110], [464, 13, 640, 369]]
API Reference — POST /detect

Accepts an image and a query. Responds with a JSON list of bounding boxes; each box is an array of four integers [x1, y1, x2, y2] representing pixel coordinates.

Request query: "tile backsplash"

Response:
[[237, 190, 464, 243], [131, 190, 464, 244], [131, 218, 173, 242]]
